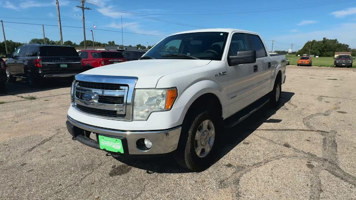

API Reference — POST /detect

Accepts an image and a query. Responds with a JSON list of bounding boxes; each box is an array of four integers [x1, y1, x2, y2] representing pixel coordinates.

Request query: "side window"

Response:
[[247, 34, 267, 58], [228, 33, 250, 56], [79, 52, 88, 59], [162, 39, 181, 54], [25, 46, 39, 56], [91, 52, 100, 58], [13, 46, 28, 57]]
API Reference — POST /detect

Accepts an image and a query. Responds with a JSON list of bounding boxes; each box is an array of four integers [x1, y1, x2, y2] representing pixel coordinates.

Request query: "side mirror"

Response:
[[228, 50, 256, 66]]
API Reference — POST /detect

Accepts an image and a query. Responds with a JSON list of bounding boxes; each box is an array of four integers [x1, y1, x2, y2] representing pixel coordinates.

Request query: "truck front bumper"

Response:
[[66, 116, 181, 155]]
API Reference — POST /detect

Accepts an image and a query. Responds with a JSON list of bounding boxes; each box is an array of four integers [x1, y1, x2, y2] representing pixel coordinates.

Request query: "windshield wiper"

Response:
[[162, 54, 199, 60]]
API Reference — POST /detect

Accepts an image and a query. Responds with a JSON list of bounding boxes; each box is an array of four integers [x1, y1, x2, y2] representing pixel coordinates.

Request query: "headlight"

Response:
[[70, 80, 76, 103], [134, 88, 177, 121]]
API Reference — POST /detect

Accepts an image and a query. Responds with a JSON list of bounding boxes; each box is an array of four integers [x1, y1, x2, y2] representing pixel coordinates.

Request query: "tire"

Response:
[[6, 69, 16, 82], [176, 109, 221, 171], [26, 70, 42, 87], [270, 79, 281, 107]]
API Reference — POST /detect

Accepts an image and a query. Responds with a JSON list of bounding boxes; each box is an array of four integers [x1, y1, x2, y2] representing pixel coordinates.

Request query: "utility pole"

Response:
[[42, 24, 46, 44], [271, 40, 274, 52], [1, 20, 8, 55], [56, 0, 63, 45], [77, 0, 91, 49], [91, 29, 95, 49], [121, 16, 124, 50]]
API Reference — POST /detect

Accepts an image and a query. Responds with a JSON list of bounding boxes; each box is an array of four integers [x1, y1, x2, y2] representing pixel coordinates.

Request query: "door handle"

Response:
[[254, 65, 258, 72], [268, 62, 271, 68]]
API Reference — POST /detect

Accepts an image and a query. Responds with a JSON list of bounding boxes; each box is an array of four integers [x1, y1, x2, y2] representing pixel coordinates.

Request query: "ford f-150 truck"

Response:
[[66, 29, 286, 171]]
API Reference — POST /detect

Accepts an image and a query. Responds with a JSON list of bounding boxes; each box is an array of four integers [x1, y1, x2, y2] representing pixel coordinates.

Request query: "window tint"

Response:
[[13, 46, 23, 57], [101, 51, 124, 58], [79, 51, 88, 59], [247, 34, 267, 58], [39, 46, 79, 57], [228, 33, 250, 56], [91, 52, 101, 58], [25, 46, 39, 56]]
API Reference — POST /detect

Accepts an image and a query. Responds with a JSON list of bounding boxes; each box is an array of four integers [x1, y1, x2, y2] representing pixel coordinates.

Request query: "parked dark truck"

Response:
[[334, 55, 353, 68], [6, 44, 83, 86]]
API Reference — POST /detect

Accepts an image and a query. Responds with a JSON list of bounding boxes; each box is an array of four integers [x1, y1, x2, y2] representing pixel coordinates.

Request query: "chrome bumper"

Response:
[[66, 116, 181, 155]]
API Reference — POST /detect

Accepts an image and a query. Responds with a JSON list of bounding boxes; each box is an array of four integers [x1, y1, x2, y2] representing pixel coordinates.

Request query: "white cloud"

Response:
[[97, 6, 131, 19], [3, 0, 59, 10], [4, 1, 19, 10], [332, 7, 356, 18], [106, 22, 162, 36], [297, 20, 317, 26]]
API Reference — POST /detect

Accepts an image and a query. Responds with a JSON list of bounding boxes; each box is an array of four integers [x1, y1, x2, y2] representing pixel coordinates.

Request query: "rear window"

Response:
[[300, 57, 310, 60], [100, 52, 124, 58], [39, 46, 79, 57]]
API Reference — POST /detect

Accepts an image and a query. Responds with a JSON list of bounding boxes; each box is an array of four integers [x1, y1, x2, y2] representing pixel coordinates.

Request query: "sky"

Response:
[[1, 0, 356, 52]]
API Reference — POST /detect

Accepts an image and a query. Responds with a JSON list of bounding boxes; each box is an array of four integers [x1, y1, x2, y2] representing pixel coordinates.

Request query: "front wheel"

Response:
[[176, 110, 221, 171]]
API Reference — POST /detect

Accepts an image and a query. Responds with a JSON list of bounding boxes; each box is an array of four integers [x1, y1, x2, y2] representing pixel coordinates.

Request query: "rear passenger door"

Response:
[[246, 34, 272, 97]]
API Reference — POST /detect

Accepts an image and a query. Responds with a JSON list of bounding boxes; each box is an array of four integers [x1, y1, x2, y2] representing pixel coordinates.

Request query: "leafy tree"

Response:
[[64, 40, 77, 46], [29, 37, 60, 45], [107, 41, 115, 46], [297, 38, 350, 57], [136, 44, 146, 50], [0, 40, 23, 56]]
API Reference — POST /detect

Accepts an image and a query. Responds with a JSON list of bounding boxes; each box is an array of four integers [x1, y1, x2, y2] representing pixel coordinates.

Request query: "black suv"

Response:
[[6, 44, 83, 86], [334, 55, 353, 68]]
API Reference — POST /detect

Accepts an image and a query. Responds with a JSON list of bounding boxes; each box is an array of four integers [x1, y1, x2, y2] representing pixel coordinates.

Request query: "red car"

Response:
[[79, 50, 127, 68]]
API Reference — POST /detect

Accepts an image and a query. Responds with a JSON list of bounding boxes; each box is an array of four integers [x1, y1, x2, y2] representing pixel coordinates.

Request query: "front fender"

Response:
[[173, 79, 224, 125]]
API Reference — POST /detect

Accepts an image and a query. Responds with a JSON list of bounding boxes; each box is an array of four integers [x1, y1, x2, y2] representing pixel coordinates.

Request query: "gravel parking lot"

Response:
[[0, 65, 355, 200]]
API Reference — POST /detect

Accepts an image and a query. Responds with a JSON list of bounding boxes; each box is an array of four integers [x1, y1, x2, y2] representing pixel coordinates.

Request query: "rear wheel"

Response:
[[270, 79, 281, 107], [26, 70, 43, 87], [176, 109, 221, 171]]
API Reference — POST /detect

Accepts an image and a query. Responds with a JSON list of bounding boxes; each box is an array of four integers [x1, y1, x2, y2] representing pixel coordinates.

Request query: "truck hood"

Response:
[[81, 59, 212, 88]]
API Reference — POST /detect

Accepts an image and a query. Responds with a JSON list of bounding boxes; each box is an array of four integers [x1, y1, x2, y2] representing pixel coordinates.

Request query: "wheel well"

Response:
[[186, 93, 222, 118], [276, 71, 282, 84]]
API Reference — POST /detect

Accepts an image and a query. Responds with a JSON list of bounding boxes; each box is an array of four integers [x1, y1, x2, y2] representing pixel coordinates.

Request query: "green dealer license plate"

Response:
[[60, 64, 68, 68], [98, 135, 124, 153]]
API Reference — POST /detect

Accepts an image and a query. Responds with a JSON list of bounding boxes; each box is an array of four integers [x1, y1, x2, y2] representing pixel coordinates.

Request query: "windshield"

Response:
[[143, 32, 228, 60], [337, 55, 351, 59]]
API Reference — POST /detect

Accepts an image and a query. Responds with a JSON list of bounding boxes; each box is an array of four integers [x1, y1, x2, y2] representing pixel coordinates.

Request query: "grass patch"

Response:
[[19, 96, 37, 100], [286, 54, 355, 68], [0, 101, 6, 104]]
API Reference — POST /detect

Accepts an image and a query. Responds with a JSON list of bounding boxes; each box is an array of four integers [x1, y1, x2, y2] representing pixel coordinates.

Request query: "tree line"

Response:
[[0, 38, 152, 56], [297, 38, 356, 57]]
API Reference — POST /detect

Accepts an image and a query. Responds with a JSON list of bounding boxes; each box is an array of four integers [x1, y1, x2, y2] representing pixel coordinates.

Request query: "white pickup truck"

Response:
[[66, 28, 286, 171]]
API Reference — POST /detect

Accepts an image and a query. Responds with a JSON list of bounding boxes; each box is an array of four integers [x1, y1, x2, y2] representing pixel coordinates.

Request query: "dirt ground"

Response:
[[0, 65, 355, 200]]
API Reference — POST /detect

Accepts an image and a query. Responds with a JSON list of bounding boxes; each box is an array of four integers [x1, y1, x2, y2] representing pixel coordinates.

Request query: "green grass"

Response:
[[286, 54, 355, 68]]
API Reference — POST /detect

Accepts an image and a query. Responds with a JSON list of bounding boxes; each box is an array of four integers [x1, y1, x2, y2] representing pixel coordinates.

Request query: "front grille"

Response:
[[76, 105, 124, 118], [78, 81, 123, 90], [72, 75, 137, 121]]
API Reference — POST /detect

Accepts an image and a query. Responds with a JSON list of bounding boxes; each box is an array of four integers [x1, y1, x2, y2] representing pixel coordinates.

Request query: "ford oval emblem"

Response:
[[82, 92, 99, 104]]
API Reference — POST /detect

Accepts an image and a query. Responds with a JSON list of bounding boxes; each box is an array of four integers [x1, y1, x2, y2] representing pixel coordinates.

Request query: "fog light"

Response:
[[136, 138, 152, 151], [144, 139, 152, 149]]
